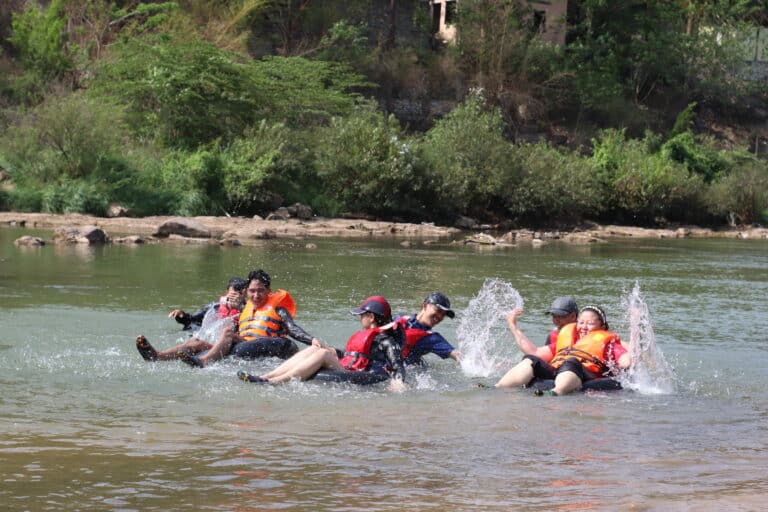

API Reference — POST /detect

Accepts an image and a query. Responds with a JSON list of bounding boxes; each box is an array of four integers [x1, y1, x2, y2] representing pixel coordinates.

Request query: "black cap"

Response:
[[424, 292, 455, 319], [545, 297, 578, 317]]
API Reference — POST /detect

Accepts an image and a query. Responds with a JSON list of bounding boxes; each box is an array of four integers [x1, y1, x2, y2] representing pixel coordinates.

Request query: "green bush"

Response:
[[706, 160, 768, 225], [314, 102, 428, 218], [0, 92, 128, 183], [591, 129, 706, 223], [90, 39, 367, 148], [661, 132, 728, 184], [506, 143, 603, 223], [8, 0, 72, 79], [4, 187, 43, 212], [421, 91, 519, 218]]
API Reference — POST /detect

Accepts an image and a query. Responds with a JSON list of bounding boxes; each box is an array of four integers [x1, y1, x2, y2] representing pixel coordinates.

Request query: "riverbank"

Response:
[[1, 212, 767, 246]]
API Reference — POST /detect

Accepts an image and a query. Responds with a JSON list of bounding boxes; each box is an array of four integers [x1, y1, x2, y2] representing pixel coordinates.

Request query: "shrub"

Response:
[[506, 143, 603, 223], [591, 129, 706, 223], [90, 39, 367, 148], [661, 132, 729, 184], [8, 0, 72, 79], [706, 159, 768, 225], [313, 102, 428, 219], [421, 91, 519, 218]]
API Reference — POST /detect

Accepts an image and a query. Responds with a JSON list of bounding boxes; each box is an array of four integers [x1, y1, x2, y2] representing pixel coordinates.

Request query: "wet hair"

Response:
[[227, 277, 247, 292], [579, 305, 608, 330], [247, 269, 271, 288]]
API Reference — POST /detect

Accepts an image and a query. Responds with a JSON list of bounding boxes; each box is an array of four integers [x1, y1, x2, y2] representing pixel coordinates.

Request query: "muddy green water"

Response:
[[1, 227, 766, 511]]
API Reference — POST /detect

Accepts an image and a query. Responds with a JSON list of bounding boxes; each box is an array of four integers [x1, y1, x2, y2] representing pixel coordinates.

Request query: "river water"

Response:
[[1, 227, 766, 511]]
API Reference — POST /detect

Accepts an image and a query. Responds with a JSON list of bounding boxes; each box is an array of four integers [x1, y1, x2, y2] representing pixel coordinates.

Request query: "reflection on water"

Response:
[[1, 228, 768, 510]]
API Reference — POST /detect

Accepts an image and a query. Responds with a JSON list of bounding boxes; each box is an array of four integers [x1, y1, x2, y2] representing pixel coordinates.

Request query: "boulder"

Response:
[[106, 203, 130, 218], [52, 225, 108, 245], [454, 215, 479, 230], [292, 202, 314, 220], [266, 207, 290, 221], [305, 243, 317, 250], [113, 235, 144, 244], [14, 235, 45, 247], [153, 218, 211, 238]]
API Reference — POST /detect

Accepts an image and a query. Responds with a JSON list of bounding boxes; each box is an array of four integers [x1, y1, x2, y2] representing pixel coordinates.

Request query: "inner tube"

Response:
[[309, 369, 389, 386], [229, 337, 299, 360], [528, 377, 623, 392]]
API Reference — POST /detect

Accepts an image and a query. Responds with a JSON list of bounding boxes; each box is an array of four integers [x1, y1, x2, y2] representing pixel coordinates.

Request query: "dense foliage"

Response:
[[0, 0, 766, 226]]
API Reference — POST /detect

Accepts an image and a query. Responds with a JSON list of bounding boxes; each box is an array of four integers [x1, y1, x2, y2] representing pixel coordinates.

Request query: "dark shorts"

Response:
[[230, 337, 299, 360], [522, 354, 598, 385]]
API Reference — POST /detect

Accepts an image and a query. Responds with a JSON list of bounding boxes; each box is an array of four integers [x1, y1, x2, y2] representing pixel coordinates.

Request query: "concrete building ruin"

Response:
[[429, 0, 569, 46]]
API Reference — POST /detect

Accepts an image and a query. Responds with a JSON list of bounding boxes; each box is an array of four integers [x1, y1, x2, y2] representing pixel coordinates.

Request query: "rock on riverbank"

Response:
[[2, 212, 766, 247]]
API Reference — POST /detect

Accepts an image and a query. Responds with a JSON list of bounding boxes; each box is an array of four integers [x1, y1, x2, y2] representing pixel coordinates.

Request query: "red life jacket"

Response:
[[339, 322, 397, 371], [393, 316, 430, 359], [547, 328, 559, 346], [216, 295, 242, 322]]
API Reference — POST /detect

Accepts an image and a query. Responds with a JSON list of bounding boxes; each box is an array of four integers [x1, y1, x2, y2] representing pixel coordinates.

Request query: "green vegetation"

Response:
[[0, 0, 766, 227]]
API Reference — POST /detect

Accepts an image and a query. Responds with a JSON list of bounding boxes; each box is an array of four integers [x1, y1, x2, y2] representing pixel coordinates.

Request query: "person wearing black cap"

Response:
[[238, 295, 407, 391], [394, 292, 460, 366], [135, 277, 248, 362], [495, 305, 632, 395], [543, 296, 578, 348]]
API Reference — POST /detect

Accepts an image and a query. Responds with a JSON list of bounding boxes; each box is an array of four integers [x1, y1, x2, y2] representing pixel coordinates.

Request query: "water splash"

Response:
[[458, 278, 523, 377], [620, 282, 675, 394], [194, 308, 235, 343]]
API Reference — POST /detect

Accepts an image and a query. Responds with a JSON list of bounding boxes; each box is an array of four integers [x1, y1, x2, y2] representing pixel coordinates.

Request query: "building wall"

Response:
[[429, 0, 568, 46]]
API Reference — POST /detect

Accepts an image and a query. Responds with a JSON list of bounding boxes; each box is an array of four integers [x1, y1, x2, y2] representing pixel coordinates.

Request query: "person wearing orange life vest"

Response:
[[543, 296, 578, 348], [495, 305, 632, 395], [395, 292, 460, 366], [135, 277, 247, 362], [178, 269, 322, 368], [237, 296, 407, 392]]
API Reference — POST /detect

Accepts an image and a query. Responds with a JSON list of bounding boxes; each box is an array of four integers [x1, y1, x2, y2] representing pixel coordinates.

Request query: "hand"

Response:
[[388, 378, 407, 393], [168, 309, 185, 319], [506, 307, 523, 327], [311, 338, 324, 348], [225, 291, 242, 307]]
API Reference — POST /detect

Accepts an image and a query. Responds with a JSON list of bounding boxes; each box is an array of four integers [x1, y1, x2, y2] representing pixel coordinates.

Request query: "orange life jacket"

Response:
[[393, 316, 430, 359], [339, 322, 397, 371], [550, 323, 619, 375], [237, 290, 296, 341]]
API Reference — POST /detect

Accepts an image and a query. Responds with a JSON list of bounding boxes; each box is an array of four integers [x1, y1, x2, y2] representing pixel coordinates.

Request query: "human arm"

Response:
[[275, 307, 323, 347], [169, 302, 213, 330], [506, 308, 553, 360], [376, 331, 406, 385]]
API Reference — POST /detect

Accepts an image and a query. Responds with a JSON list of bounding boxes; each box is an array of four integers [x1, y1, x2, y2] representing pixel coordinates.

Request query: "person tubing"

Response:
[[393, 316, 431, 359], [549, 323, 619, 375], [339, 322, 395, 371], [238, 290, 297, 341]]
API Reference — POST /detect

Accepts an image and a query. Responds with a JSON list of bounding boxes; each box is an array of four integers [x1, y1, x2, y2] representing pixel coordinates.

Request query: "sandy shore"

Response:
[[1, 212, 766, 245]]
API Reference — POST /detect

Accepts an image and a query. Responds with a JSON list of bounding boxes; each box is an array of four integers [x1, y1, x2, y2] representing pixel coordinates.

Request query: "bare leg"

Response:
[[552, 370, 583, 395], [196, 329, 238, 366], [155, 338, 212, 361], [495, 358, 535, 388], [261, 345, 323, 379], [264, 347, 343, 383]]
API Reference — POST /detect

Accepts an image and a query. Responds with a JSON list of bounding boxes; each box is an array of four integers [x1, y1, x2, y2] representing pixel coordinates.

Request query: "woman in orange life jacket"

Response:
[[177, 269, 322, 367], [237, 296, 407, 392], [542, 296, 578, 348], [135, 277, 247, 362], [495, 305, 632, 395]]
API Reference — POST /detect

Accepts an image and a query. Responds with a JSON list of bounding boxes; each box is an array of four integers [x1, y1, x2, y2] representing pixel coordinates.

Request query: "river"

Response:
[[1, 227, 766, 511]]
